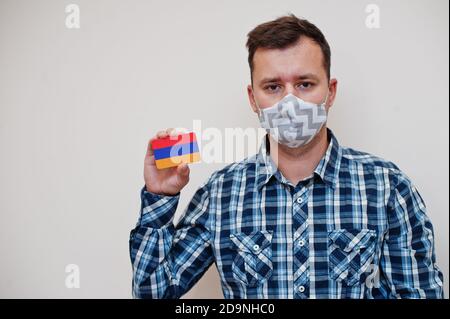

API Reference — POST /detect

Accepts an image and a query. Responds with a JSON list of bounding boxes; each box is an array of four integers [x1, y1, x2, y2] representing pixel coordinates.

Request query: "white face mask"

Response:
[[255, 93, 329, 148]]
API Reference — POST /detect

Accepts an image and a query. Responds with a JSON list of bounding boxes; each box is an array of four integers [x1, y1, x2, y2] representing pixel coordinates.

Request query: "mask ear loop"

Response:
[[321, 94, 329, 107], [322, 84, 332, 107], [253, 93, 263, 117]]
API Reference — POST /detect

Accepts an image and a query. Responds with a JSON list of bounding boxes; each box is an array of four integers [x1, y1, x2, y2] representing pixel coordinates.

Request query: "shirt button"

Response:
[[298, 286, 305, 293], [298, 239, 305, 247], [252, 244, 260, 252], [296, 197, 303, 204]]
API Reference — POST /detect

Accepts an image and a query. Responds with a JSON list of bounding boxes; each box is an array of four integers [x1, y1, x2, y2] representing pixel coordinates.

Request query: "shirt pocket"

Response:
[[328, 228, 377, 286], [229, 230, 274, 287]]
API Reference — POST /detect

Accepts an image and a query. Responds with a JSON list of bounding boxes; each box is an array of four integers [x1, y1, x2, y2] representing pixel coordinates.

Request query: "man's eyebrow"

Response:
[[296, 73, 320, 80], [259, 73, 320, 85], [259, 77, 281, 85]]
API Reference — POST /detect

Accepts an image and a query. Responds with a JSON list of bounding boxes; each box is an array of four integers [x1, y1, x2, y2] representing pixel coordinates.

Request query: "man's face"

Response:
[[247, 37, 337, 113]]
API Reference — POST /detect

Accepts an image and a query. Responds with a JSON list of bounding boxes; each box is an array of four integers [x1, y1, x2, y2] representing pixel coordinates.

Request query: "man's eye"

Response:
[[265, 85, 280, 92], [298, 82, 313, 89]]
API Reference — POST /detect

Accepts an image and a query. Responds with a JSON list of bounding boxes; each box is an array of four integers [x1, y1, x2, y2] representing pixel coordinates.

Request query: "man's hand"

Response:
[[144, 128, 190, 196]]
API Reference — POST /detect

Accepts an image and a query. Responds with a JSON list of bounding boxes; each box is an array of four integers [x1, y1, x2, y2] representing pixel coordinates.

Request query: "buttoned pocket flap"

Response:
[[329, 228, 376, 252], [230, 230, 273, 254]]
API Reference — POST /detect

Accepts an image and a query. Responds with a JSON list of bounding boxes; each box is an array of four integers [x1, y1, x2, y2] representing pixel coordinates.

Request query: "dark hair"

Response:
[[246, 14, 331, 82]]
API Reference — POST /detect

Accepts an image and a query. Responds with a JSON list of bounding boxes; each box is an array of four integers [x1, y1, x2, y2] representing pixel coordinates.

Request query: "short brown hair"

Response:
[[246, 14, 331, 82]]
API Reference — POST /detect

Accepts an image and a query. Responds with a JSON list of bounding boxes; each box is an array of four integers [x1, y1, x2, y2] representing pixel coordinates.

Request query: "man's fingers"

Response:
[[157, 129, 170, 138], [156, 128, 188, 140], [168, 127, 188, 138]]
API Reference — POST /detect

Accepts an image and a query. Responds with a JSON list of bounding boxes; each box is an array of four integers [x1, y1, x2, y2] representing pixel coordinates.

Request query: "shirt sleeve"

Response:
[[129, 180, 214, 299], [381, 173, 444, 298]]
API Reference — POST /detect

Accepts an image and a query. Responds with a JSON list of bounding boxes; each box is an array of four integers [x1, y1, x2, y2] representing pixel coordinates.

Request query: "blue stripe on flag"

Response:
[[153, 141, 199, 160]]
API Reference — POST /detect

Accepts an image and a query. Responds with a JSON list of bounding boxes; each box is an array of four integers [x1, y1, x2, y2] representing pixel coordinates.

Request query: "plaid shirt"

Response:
[[129, 128, 444, 299]]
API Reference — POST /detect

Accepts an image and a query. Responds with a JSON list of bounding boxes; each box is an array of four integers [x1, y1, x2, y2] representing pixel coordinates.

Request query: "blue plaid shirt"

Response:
[[129, 128, 444, 299]]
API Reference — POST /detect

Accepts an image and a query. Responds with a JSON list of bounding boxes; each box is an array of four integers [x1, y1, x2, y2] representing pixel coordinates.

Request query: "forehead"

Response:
[[252, 37, 326, 81]]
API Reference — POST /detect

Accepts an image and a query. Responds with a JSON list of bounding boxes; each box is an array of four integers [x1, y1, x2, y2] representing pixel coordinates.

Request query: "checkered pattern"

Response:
[[129, 128, 444, 299]]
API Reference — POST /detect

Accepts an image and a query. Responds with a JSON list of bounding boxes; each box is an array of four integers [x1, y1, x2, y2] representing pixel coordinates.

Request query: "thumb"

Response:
[[177, 163, 189, 175], [177, 163, 190, 181]]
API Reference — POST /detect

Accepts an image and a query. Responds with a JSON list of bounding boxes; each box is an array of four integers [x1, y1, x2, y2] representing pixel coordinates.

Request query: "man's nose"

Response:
[[285, 83, 297, 96]]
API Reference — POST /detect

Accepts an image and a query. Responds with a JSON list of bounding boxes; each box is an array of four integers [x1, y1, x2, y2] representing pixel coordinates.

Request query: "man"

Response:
[[129, 14, 444, 299]]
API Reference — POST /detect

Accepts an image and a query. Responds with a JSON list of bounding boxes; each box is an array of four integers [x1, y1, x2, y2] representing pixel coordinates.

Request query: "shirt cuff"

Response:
[[138, 186, 180, 228]]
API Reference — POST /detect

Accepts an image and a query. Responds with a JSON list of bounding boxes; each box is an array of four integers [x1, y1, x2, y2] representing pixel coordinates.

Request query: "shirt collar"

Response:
[[256, 127, 342, 190]]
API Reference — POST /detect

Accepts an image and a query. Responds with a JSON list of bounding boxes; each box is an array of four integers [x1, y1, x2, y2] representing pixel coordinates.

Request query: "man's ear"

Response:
[[326, 78, 338, 110], [247, 84, 259, 114]]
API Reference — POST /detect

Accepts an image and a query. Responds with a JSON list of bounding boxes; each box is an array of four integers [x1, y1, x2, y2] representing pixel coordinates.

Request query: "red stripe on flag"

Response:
[[151, 132, 197, 150]]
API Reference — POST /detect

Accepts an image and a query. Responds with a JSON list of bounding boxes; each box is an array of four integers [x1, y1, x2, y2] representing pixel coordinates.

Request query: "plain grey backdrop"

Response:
[[0, 0, 448, 298]]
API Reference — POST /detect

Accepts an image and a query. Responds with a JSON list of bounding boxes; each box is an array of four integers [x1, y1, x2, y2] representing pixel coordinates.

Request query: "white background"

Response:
[[0, 0, 448, 298]]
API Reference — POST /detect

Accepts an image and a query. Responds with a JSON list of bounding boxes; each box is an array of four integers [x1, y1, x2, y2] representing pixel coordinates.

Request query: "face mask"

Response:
[[255, 93, 329, 148]]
